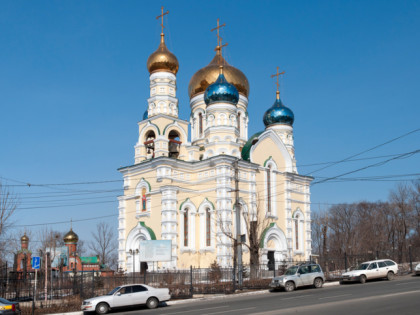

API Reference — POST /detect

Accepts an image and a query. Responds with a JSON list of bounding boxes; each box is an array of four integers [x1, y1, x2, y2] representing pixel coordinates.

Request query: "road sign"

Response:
[[32, 256, 41, 269]]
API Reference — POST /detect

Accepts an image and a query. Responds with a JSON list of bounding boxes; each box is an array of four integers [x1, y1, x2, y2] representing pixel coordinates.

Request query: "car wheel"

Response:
[[146, 297, 159, 309], [95, 302, 109, 315], [284, 281, 295, 292], [359, 275, 366, 284], [313, 277, 323, 288], [387, 271, 394, 280]]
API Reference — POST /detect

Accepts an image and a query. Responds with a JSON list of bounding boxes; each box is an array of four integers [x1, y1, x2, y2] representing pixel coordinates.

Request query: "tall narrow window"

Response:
[[295, 217, 299, 250], [141, 188, 146, 211], [206, 207, 211, 246], [184, 208, 189, 247], [267, 165, 272, 213], [237, 112, 241, 135], [198, 113, 203, 137]]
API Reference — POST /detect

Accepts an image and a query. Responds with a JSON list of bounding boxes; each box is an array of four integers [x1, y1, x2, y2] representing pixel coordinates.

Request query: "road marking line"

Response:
[[396, 282, 418, 285], [162, 306, 229, 314], [203, 307, 256, 315], [319, 294, 352, 300], [281, 294, 314, 300]]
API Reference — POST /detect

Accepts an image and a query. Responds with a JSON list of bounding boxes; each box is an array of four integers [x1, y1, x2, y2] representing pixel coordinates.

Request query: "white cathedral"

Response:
[[117, 16, 312, 271]]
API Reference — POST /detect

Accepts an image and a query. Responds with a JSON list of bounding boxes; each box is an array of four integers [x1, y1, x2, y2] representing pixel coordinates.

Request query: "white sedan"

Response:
[[82, 284, 171, 314], [415, 263, 420, 275]]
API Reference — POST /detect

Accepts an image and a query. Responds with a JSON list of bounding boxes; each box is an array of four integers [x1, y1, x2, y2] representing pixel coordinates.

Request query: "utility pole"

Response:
[[44, 252, 48, 303], [234, 159, 243, 287]]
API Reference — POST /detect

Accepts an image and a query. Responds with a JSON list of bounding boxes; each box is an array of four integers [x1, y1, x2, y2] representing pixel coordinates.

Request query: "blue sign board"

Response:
[[32, 256, 41, 270]]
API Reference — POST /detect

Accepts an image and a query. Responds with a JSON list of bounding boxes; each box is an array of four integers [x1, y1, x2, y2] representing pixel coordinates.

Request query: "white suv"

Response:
[[340, 259, 398, 284], [270, 263, 325, 292]]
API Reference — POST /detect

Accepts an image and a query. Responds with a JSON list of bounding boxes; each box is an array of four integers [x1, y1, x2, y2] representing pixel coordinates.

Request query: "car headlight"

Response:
[[83, 301, 92, 305]]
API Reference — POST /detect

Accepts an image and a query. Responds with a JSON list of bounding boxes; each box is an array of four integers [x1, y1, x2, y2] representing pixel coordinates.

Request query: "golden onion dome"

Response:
[[21, 233, 29, 243], [147, 34, 179, 75], [63, 228, 79, 244], [188, 46, 249, 99]]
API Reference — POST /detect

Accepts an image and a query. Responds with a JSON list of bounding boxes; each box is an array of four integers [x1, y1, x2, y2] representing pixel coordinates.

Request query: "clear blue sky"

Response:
[[1, 1, 419, 250]]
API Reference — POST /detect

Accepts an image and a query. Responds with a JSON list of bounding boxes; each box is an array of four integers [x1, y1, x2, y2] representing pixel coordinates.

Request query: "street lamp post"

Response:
[[129, 249, 139, 282]]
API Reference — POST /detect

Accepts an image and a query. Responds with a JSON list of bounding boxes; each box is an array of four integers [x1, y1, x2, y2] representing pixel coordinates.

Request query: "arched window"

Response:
[[293, 210, 304, 252], [267, 165, 272, 214], [295, 216, 299, 250], [141, 188, 146, 211], [206, 207, 211, 247], [144, 130, 156, 158], [168, 130, 181, 158], [184, 208, 189, 247], [198, 113, 203, 137]]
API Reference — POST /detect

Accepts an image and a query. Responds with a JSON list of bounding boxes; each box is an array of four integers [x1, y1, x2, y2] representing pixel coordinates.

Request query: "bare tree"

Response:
[[88, 222, 117, 268], [0, 182, 19, 264], [217, 199, 274, 278]]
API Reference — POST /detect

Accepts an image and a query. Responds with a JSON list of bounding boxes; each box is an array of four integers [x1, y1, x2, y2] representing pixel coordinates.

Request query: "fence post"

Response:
[[273, 257, 276, 278], [92, 272, 94, 297], [190, 265, 193, 298], [233, 260, 236, 292], [143, 269, 146, 284]]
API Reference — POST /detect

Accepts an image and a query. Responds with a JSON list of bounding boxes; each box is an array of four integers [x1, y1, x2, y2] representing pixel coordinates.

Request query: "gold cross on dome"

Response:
[[271, 67, 285, 93], [156, 6, 169, 34], [211, 18, 228, 53]]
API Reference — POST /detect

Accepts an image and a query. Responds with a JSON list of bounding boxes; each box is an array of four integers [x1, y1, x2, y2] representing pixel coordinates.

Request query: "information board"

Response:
[[139, 240, 171, 262]]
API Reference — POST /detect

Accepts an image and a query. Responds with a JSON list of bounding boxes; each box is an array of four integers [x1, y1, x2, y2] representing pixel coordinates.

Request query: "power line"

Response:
[[312, 149, 420, 185], [304, 127, 420, 176]]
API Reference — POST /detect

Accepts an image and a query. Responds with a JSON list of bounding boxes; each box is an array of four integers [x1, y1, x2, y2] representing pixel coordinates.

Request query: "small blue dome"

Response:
[[204, 70, 239, 106], [263, 93, 294, 127], [143, 110, 148, 120]]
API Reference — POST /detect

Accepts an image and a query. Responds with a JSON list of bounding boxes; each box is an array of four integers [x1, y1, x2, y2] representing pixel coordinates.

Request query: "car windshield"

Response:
[[285, 266, 299, 275], [107, 287, 121, 295], [0, 297, 10, 304], [354, 263, 370, 270]]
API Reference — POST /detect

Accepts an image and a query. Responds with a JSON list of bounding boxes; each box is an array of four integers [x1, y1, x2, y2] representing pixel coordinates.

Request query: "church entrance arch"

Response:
[[125, 222, 156, 273], [261, 223, 288, 269]]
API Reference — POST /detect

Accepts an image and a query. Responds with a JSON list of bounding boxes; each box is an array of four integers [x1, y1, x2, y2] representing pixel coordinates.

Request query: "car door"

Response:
[[113, 286, 134, 307], [377, 261, 388, 277], [366, 262, 379, 279], [298, 266, 312, 286], [132, 285, 149, 305]]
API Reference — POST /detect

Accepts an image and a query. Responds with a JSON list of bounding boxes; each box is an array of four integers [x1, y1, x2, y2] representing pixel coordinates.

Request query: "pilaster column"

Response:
[[161, 186, 178, 269]]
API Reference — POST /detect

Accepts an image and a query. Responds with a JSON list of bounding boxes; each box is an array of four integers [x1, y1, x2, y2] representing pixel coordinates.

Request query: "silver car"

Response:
[[82, 284, 171, 314], [270, 263, 325, 292]]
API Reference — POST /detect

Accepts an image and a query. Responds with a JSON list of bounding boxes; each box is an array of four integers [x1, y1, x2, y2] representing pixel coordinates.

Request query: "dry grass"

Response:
[[20, 296, 83, 315]]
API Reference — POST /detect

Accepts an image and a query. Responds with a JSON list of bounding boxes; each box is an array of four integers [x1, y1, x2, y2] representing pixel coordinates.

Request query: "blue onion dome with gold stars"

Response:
[[204, 66, 239, 106], [263, 91, 294, 127]]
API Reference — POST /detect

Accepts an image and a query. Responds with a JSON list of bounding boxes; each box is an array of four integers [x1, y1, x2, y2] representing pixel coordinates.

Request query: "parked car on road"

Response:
[[340, 259, 398, 284], [82, 284, 171, 314], [415, 263, 420, 275], [0, 297, 21, 315], [270, 262, 325, 292]]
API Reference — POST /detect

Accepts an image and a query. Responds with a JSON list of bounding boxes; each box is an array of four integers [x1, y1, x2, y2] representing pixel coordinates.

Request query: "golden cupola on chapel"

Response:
[[63, 228, 79, 244], [147, 33, 179, 75], [188, 46, 249, 98]]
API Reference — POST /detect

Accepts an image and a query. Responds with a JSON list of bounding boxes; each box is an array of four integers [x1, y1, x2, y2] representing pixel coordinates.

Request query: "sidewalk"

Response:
[[51, 281, 340, 315]]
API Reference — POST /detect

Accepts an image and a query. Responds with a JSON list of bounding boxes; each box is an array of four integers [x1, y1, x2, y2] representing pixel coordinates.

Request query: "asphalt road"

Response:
[[107, 275, 420, 315]]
